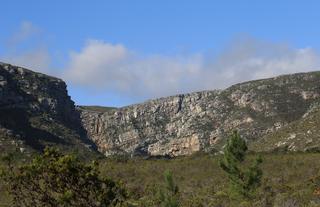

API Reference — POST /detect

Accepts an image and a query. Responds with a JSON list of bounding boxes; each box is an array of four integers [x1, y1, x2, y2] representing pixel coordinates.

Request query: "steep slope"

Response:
[[0, 62, 96, 157], [250, 101, 320, 152], [80, 71, 320, 156]]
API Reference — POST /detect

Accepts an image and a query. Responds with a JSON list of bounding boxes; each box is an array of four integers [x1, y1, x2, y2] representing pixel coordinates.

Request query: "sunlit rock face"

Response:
[[80, 71, 320, 157]]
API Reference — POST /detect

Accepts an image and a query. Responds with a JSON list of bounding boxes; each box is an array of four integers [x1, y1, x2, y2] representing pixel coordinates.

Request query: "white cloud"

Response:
[[64, 38, 320, 99], [6, 21, 40, 47], [1, 21, 52, 74], [65, 40, 130, 88], [3, 47, 51, 73], [3, 23, 320, 102]]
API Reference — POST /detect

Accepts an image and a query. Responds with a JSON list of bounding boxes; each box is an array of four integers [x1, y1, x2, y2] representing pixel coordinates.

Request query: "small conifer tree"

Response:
[[220, 131, 263, 199], [159, 170, 180, 207]]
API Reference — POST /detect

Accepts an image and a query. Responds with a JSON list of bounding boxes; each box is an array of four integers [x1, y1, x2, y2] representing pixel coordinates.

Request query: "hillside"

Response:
[[0, 62, 97, 158], [80, 71, 320, 156], [250, 101, 320, 152]]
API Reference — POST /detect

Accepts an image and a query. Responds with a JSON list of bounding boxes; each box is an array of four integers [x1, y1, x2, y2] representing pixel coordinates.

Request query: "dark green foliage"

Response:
[[220, 131, 263, 199], [158, 170, 180, 207], [0, 148, 127, 207]]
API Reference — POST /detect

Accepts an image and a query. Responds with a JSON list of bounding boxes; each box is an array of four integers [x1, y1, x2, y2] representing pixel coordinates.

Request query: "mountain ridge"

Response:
[[80, 70, 320, 156], [1, 61, 320, 157]]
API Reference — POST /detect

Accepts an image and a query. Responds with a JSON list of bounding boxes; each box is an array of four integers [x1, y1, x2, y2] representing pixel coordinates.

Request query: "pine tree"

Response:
[[159, 170, 180, 207], [220, 131, 263, 199]]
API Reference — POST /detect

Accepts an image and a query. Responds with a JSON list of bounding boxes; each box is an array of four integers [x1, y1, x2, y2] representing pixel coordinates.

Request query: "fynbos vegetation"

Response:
[[2, 146, 320, 206], [0, 148, 127, 207]]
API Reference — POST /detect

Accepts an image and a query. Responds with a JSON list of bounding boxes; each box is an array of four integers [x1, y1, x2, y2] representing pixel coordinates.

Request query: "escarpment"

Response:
[[1, 62, 319, 157], [0, 62, 95, 156], [79, 71, 320, 156]]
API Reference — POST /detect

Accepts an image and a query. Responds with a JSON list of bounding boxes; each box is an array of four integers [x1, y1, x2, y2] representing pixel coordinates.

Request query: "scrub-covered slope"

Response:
[[250, 101, 320, 152]]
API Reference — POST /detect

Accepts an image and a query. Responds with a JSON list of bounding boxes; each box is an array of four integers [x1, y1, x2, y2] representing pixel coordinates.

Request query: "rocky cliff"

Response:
[[80, 71, 320, 157], [0, 62, 95, 156], [1, 62, 319, 157]]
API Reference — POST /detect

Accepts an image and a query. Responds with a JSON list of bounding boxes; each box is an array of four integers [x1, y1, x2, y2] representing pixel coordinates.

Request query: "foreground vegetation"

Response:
[[98, 152, 320, 206], [2, 150, 320, 206], [1, 148, 127, 207]]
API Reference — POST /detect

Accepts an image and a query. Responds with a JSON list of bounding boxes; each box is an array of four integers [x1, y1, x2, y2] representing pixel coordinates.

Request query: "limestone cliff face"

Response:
[[80, 71, 320, 157], [0, 63, 94, 156]]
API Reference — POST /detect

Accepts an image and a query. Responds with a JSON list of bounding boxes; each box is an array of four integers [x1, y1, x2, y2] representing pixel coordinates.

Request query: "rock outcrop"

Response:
[[80, 71, 320, 156], [0, 62, 95, 156]]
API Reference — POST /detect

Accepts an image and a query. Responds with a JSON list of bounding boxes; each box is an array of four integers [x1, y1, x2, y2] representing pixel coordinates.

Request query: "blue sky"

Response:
[[1, 0, 320, 106]]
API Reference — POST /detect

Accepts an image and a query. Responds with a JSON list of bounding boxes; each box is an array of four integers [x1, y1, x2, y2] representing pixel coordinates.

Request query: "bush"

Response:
[[0, 148, 127, 207]]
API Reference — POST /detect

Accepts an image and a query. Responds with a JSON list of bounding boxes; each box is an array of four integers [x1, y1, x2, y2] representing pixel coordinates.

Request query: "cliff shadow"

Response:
[[0, 108, 69, 151]]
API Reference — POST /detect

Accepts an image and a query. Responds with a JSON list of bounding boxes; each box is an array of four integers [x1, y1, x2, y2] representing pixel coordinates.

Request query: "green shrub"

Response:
[[0, 148, 127, 207]]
